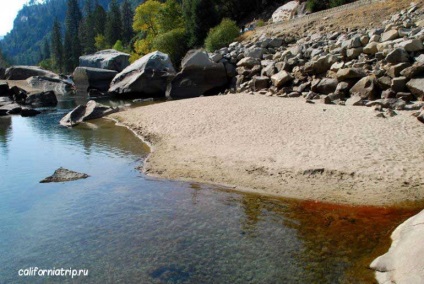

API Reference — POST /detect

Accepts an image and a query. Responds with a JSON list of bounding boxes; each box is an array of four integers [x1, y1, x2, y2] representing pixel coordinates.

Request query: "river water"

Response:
[[0, 100, 417, 283]]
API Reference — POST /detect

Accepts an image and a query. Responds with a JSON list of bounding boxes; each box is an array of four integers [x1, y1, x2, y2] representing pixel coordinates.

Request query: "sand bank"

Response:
[[111, 94, 424, 206]]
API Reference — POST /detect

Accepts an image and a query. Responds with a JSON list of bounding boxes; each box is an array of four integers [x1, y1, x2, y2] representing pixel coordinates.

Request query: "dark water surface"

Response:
[[0, 104, 418, 283]]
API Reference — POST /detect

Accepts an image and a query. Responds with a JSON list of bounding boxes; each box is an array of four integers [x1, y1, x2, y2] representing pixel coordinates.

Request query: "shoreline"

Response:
[[110, 94, 424, 207]]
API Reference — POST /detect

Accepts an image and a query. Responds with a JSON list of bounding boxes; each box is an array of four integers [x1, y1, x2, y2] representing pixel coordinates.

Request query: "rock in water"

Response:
[[40, 167, 89, 183], [60, 100, 119, 127], [73, 67, 117, 93], [5, 65, 59, 80], [109, 51, 175, 97]]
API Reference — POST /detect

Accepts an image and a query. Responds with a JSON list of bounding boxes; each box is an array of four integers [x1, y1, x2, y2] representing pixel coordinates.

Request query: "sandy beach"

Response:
[[112, 94, 424, 206]]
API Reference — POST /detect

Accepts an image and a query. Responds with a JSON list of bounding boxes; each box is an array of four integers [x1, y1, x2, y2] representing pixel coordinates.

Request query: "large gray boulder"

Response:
[[26, 76, 74, 95], [73, 67, 117, 93], [79, 49, 130, 72], [166, 50, 230, 99], [370, 210, 424, 284], [109, 51, 175, 97], [60, 100, 119, 127], [5, 66, 59, 80]]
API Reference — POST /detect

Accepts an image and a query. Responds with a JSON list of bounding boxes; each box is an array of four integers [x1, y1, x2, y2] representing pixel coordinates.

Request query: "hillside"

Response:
[[0, 0, 143, 65]]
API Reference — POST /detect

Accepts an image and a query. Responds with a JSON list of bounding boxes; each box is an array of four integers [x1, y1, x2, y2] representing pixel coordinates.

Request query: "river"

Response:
[[0, 100, 417, 283]]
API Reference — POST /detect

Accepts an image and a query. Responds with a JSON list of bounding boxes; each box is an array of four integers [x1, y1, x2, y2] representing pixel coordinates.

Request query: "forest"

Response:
[[0, 0, 354, 72]]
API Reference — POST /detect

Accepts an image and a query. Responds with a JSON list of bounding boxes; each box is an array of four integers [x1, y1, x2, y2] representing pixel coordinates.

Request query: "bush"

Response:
[[204, 18, 240, 52], [306, 0, 327, 12], [152, 28, 188, 68], [256, 19, 265, 27]]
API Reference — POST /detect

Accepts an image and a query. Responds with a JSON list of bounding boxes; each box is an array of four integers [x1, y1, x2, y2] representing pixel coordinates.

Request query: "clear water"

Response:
[[0, 104, 417, 284]]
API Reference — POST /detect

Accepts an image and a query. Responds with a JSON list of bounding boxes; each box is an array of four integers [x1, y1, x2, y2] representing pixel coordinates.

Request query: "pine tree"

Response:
[[93, 1, 107, 36], [51, 19, 63, 72], [64, 0, 82, 72], [121, 0, 134, 46], [105, 0, 122, 47], [183, 0, 219, 47], [42, 39, 50, 60], [79, 0, 96, 54]]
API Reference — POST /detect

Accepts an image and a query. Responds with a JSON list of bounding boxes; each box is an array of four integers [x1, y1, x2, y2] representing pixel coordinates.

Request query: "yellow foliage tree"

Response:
[[133, 0, 162, 37]]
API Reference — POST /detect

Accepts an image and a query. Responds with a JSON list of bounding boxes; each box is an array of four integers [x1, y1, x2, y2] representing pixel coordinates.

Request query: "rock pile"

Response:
[[0, 82, 57, 117], [209, 3, 424, 123]]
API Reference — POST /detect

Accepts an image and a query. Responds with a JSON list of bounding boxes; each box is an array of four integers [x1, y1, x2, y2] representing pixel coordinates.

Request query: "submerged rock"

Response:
[[40, 167, 89, 183]]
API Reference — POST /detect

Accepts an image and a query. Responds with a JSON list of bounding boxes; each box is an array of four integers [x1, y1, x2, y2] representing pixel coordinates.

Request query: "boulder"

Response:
[[337, 68, 367, 81], [73, 67, 117, 93], [370, 210, 424, 284], [0, 103, 22, 115], [0, 82, 9, 96], [272, 1, 300, 23], [26, 76, 74, 95], [252, 76, 269, 91], [60, 100, 119, 127], [304, 55, 337, 75], [25, 91, 58, 107], [385, 48, 409, 64], [381, 30, 399, 42], [21, 108, 41, 117], [79, 49, 130, 72], [363, 42, 379, 54], [350, 76, 381, 100], [237, 57, 261, 68], [396, 39, 424, 52], [271, 71, 293, 88], [315, 78, 338, 95], [109, 51, 175, 97], [40, 167, 89, 183], [166, 50, 229, 99], [400, 62, 424, 79], [406, 77, 424, 100], [5, 66, 59, 80]]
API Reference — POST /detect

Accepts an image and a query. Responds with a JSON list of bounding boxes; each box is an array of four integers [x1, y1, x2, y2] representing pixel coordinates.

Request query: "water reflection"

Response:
[[0, 116, 11, 154]]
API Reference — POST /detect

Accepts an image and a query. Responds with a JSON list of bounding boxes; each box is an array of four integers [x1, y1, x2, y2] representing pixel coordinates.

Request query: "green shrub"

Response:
[[256, 19, 265, 27], [306, 0, 327, 12], [329, 0, 352, 8], [204, 18, 240, 52], [152, 28, 188, 68]]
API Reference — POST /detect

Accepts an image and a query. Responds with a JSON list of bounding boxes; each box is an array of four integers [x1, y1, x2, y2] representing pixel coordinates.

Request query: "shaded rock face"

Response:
[[350, 76, 381, 100], [370, 209, 424, 284], [73, 67, 117, 93], [109, 51, 175, 97], [5, 66, 59, 80], [60, 100, 119, 127], [166, 50, 230, 100], [40, 167, 89, 183], [26, 76, 74, 95], [79, 49, 130, 72], [25, 91, 58, 107]]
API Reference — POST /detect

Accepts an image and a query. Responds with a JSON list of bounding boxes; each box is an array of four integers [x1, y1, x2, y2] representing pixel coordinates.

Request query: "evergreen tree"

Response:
[[64, 0, 82, 72], [79, 0, 96, 54], [93, 1, 107, 36], [51, 19, 63, 72], [42, 39, 51, 60], [183, 0, 219, 47], [105, 0, 122, 46], [121, 0, 134, 45]]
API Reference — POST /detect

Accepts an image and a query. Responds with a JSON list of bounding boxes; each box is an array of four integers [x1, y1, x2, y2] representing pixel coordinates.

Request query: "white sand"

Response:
[[112, 94, 424, 206]]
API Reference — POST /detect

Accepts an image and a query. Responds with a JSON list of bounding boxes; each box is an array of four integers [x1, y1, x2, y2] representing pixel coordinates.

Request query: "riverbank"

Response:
[[111, 93, 424, 207]]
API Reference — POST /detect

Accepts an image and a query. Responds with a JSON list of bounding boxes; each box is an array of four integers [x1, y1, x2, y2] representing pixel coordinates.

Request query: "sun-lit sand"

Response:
[[112, 93, 424, 206]]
